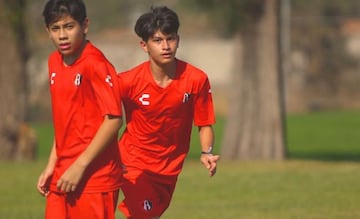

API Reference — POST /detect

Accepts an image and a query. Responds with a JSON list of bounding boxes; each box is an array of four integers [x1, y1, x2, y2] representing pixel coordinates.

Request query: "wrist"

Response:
[[201, 146, 213, 155]]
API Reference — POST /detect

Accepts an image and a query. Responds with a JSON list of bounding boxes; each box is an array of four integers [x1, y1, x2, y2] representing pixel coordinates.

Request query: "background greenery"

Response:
[[1, 111, 360, 218]]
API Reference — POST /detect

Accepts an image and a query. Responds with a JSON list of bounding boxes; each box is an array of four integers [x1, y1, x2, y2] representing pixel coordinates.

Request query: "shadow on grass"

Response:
[[288, 151, 360, 162]]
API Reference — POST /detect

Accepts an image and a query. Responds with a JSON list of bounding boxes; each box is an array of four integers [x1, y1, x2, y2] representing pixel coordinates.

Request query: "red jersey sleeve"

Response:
[[193, 76, 216, 126], [89, 60, 122, 117]]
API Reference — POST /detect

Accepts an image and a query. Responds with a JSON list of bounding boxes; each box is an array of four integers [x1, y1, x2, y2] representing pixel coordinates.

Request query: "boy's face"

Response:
[[140, 30, 179, 65], [46, 15, 88, 58]]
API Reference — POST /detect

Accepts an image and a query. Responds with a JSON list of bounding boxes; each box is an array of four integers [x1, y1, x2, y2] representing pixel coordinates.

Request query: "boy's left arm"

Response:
[[199, 125, 220, 177], [56, 115, 122, 193]]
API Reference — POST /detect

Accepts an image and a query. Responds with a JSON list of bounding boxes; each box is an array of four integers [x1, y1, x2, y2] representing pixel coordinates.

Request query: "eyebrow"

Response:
[[151, 33, 177, 38]]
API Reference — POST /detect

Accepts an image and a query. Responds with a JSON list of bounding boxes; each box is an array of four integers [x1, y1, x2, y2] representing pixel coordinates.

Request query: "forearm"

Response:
[[198, 125, 219, 177], [198, 125, 215, 154], [75, 115, 122, 168], [46, 140, 57, 170]]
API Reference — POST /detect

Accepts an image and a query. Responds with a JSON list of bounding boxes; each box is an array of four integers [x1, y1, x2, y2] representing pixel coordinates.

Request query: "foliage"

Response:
[[291, 0, 359, 96], [2, 0, 29, 60], [292, 0, 360, 18], [180, 0, 265, 37]]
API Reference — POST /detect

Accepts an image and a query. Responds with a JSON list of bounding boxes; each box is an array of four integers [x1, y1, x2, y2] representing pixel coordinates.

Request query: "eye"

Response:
[[49, 26, 59, 32], [64, 24, 74, 30], [168, 36, 177, 41]]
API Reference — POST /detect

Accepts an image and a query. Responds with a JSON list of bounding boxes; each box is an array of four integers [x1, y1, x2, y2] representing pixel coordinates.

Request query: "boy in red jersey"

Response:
[[36, 0, 122, 218], [117, 6, 220, 219]]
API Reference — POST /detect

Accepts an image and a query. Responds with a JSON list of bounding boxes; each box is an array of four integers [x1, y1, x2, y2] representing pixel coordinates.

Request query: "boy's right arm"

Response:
[[37, 140, 57, 196]]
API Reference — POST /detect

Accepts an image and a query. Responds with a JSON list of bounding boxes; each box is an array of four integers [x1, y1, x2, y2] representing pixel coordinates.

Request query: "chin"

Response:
[[161, 58, 175, 64]]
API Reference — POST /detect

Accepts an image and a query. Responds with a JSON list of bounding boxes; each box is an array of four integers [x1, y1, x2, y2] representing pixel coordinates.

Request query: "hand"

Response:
[[56, 162, 86, 193], [37, 168, 53, 197], [200, 154, 220, 177]]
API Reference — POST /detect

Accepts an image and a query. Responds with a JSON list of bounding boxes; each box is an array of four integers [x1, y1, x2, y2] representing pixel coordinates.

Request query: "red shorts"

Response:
[[118, 169, 177, 219], [45, 190, 119, 219]]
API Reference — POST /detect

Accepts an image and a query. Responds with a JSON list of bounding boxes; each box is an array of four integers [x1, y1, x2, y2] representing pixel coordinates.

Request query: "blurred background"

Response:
[[2, 0, 360, 159], [2, 0, 360, 161], [2, 0, 360, 218]]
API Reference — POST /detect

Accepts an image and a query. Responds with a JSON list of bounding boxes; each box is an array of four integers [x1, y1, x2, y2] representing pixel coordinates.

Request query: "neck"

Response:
[[63, 40, 87, 66], [150, 60, 177, 87]]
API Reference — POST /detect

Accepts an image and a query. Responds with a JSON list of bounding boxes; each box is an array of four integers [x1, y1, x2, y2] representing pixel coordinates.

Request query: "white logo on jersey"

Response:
[[143, 200, 152, 211], [50, 72, 56, 85], [139, 94, 150, 105], [74, 73, 82, 86], [105, 74, 113, 87], [183, 92, 191, 103]]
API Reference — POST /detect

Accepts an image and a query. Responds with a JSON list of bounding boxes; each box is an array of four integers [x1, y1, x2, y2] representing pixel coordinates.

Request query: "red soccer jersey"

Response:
[[47, 41, 122, 193], [117, 60, 215, 179]]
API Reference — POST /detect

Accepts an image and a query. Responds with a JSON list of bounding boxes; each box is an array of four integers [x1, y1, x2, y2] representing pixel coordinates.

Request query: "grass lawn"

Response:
[[2, 110, 360, 218], [286, 111, 360, 161]]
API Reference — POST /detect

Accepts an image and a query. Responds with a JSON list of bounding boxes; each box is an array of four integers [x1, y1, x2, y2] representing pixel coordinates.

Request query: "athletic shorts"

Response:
[[118, 170, 177, 219], [45, 190, 119, 219]]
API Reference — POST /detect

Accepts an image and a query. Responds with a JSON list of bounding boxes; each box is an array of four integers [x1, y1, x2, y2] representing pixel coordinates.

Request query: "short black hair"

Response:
[[42, 0, 87, 27], [134, 6, 180, 42]]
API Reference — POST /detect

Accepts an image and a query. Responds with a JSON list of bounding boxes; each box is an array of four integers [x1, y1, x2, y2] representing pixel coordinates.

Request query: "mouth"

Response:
[[59, 43, 71, 50], [162, 52, 173, 58]]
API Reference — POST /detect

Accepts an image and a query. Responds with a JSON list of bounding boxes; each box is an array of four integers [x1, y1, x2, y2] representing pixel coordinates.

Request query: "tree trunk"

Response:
[[0, 0, 37, 160], [221, 0, 286, 160]]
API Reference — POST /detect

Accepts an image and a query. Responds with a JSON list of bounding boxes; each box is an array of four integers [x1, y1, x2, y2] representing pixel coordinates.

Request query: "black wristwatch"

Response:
[[201, 146, 213, 155]]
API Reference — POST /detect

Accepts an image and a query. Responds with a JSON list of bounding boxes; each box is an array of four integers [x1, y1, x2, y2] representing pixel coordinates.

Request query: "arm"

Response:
[[56, 115, 122, 193], [37, 139, 57, 196], [198, 125, 220, 177]]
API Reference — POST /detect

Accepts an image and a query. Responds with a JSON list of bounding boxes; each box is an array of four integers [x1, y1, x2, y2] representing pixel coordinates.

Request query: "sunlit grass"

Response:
[[287, 111, 360, 161], [2, 111, 360, 218], [165, 160, 360, 219]]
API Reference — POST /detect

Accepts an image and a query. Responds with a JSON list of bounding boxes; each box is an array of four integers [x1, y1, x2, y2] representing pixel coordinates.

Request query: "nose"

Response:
[[162, 40, 170, 50], [59, 28, 67, 40]]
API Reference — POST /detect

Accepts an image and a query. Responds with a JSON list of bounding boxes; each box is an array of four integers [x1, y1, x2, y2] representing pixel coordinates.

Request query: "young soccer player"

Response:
[[36, 0, 122, 218], [117, 6, 220, 219]]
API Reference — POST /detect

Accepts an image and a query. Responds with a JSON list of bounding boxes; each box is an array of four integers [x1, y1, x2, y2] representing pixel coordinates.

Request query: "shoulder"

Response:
[[177, 59, 209, 82], [47, 51, 63, 71], [83, 42, 109, 63], [118, 61, 148, 81], [82, 42, 116, 72], [117, 61, 149, 95], [48, 50, 60, 62]]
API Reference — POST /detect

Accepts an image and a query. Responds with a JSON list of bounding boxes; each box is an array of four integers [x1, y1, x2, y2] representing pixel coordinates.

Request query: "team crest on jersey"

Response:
[[143, 200, 153, 211], [183, 92, 191, 103], [74, 73, 82, 86]]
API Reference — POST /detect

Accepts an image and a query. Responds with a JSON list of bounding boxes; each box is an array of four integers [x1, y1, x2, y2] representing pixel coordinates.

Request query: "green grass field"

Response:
[[2, 111, 360, 218]]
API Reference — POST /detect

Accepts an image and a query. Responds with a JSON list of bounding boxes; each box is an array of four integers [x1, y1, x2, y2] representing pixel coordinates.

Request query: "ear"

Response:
[[176, 34, 180, 48], [45, 26, 51, 38], [140, 40, 148, 53], [82, 18, 89, 34]]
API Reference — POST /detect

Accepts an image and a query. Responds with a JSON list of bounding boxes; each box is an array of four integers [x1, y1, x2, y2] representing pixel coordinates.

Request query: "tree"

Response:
[[182, 0, 286, 160], [0, 0, 37, 160]]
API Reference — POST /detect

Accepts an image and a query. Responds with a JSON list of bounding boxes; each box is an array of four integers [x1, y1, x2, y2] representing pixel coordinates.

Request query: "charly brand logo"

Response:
[[139, 93, 150, 105], [50, 72, 56, 85], [105, 74, 113, 87]]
